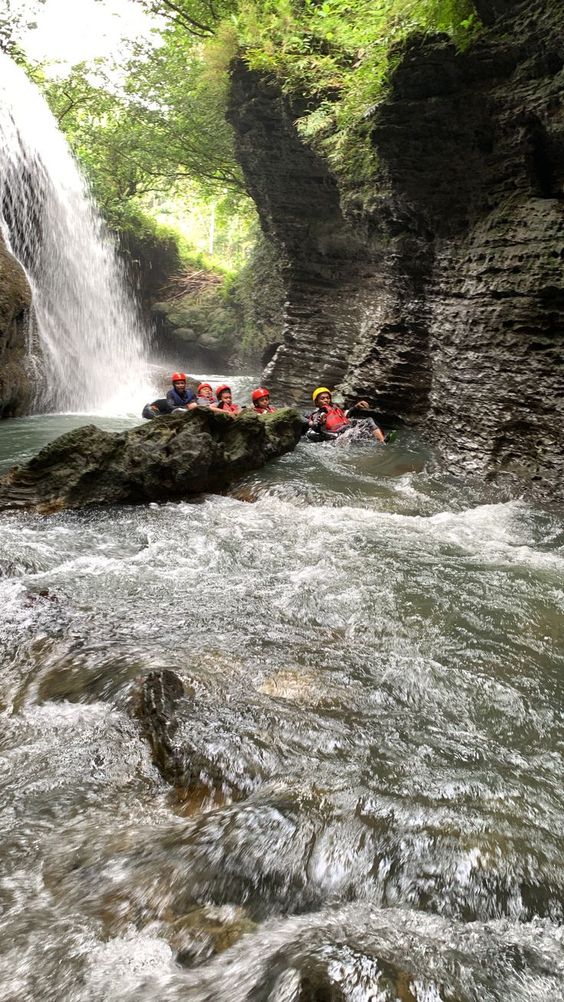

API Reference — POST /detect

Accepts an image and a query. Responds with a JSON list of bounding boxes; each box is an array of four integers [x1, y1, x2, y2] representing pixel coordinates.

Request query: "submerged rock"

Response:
[[0, 407, 304, 512], [167, 904, 255, 967]]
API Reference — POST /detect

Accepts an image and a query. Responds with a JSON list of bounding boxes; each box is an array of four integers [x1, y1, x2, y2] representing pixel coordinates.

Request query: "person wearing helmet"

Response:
[[309, 387, 385, 443], [215, 384, 241, 414], [196, 382, 219, 408], [251, 387, 276, 414], [166, 372, 197, 410]]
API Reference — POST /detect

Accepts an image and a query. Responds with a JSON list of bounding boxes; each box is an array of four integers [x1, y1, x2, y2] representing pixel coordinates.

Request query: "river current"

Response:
[[0, 377, 562, 1002]]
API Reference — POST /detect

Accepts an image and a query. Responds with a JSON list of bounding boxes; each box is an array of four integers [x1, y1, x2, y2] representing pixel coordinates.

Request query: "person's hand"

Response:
[[355, 400, 369, 410]]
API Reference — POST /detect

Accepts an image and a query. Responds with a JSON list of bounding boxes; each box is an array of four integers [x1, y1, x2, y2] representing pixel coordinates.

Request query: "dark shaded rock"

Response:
[[118, 227, 181, 314], [227, 0, 564, 498], [474, 0, 524, 25], [140, 669, 191, 786], [0, 407, 304, 512], [151, 288, 237, 371], [0, 235, 33, 417], [227, 65, 368, 404]]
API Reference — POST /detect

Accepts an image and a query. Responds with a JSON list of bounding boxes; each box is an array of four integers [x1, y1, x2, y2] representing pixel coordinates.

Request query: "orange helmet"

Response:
[[171, 372, 186, 383], [216, 384, 231, 399], [197, 382, 213, 395], [251, 387, 270, 403]]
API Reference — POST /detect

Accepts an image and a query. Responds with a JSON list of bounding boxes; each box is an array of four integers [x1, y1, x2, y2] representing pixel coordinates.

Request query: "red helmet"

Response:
[[197, 382, 212, 394], [171, 372, 186, 383], [216, 384, 231, 398], [251, 387, 270, 403]]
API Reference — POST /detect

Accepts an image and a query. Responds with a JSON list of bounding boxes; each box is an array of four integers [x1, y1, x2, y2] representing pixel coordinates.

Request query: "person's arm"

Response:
[[374, 425, 385, 443], [309, 408, 326, 428]]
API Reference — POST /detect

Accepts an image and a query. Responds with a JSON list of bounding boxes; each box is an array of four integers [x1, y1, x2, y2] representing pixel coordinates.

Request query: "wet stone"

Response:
[[0, 407, 305, 512]]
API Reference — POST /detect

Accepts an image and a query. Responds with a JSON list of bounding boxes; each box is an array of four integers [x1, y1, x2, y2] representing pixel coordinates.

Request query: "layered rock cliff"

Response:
[[228, 0, 564, 496], [0, 235, 33, 417]]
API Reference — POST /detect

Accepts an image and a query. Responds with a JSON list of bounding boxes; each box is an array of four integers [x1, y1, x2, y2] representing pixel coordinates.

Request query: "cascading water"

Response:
[[0, 53, 152, 414]]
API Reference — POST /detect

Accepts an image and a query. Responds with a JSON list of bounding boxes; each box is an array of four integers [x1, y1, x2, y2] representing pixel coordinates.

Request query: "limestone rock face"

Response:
[[0, 235, 33, 417], [227, 0, 564, 497], [0, 407, 304, 512]]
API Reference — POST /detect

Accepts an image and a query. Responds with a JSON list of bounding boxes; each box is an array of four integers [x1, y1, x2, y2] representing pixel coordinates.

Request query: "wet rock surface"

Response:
[[0, 407, 304, 512], [228, 0, 564, 498], [0, 235, 33, 417]]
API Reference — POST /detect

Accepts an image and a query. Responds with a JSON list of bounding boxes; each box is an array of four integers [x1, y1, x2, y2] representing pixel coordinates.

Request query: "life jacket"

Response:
[[167, 386, 196, 408], [322, 404, 350, 434], [218, 401, 240, 414], [253, 404, 276, 414]]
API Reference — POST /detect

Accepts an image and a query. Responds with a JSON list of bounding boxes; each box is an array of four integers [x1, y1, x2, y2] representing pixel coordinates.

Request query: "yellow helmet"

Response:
[[312, 386, 332, 403]]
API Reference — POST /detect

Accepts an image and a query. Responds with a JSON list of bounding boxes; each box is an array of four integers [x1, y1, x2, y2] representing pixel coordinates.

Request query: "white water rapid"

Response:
[[0, 53, 152, 414]]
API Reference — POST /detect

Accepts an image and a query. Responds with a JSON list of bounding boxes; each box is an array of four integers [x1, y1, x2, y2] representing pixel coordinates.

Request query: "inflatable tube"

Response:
[[305, 429, 339, 443], [305, 425, 398, 445], [142, 398, 174, 420]]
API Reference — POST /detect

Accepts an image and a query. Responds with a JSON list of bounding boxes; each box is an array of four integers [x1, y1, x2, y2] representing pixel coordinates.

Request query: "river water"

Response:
[[0, 381, 562, 1002]]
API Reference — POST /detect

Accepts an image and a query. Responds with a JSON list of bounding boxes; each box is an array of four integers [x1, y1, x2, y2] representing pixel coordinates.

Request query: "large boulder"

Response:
[[0, 236, 33, 417], [0, 407, 304, 513]]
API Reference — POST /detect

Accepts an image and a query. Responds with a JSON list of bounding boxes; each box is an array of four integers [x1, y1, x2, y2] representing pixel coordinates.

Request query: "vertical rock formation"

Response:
[[228, 0, 564, 496], [0, 235, 33, 417]]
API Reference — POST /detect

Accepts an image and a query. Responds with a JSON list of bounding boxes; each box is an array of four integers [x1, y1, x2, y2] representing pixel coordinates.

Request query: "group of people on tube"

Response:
[[142, 373, 385, 443]]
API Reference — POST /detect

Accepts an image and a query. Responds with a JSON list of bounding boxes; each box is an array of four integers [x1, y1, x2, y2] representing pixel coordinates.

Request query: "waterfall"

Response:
[[0, 53, 152, 414]]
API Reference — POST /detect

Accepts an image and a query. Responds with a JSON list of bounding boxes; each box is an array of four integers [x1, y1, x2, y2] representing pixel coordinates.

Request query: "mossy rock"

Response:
[[0, 407, 305, 512]]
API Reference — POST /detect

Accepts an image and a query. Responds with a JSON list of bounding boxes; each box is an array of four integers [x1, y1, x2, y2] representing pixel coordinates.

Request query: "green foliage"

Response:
[[127, 1, 480, 189], [136, 0, 238, 37], [41, 37, 243, 218], [235, 0, 480, 181], [25, 0, 480, 358]]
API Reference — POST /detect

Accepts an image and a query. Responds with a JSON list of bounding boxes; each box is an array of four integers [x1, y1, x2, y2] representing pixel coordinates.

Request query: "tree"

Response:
[[133, 0, 236, 36]]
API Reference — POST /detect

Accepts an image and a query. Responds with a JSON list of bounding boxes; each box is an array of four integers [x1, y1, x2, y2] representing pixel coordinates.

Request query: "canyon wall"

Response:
[[228, 0, 564, 495]]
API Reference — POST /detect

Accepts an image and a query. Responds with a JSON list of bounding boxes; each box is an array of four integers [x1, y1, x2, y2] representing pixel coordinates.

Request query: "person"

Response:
[[196, 382, 218, 407], [308, 387, 385, 443], [215, 384, 241, 414], [166, 372, 197, 410], [251, 387, 276, 414], [141, 398, 174, 420]]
